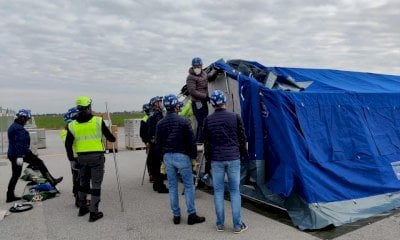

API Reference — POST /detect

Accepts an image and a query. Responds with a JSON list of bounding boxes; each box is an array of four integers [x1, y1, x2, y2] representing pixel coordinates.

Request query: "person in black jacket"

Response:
[[156, 94, 205, 225], [203, 90, 248, 234], [147, 96, 168, 193], [140, 103, 152, 181], [6, 109, 63, 203]]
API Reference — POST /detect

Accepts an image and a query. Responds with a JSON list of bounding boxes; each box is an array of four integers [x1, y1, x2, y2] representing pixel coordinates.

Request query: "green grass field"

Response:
[[34, 112, 144, 129]]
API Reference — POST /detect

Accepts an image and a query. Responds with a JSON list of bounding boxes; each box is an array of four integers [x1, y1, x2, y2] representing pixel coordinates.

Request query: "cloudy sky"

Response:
[[0, 0, 399, 114]]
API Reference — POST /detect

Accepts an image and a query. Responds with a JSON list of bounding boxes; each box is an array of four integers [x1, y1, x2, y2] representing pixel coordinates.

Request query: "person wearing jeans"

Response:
[[156, 94, 205, 225], [203, 90, 248, 234], [211, 159, 241, 229], [164, 153, 195, 219]]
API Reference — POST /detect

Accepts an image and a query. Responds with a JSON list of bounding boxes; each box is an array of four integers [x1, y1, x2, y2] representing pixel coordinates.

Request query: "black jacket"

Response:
[[65, 112, 116, 161], [156, 112, 197, 159], [147, 109, 163, 143], [203, 108, 247, 165]]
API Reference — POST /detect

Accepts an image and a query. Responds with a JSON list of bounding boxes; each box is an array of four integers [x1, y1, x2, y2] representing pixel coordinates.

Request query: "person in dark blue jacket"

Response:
[[6, 109, 63, 203], [147, 96, 168, 193], [203, 90, 248, 234], [156, 94, 205, 225]]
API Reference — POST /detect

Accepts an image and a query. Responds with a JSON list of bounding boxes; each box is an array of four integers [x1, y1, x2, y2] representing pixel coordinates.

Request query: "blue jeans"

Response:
[[164, 153, 196, 217], [211, 160, 242, 228]]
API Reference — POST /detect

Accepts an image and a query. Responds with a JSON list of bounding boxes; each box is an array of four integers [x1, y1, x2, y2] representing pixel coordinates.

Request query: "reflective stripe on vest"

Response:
[[142, 115, 149, 123], [68, 116, 104, 153]]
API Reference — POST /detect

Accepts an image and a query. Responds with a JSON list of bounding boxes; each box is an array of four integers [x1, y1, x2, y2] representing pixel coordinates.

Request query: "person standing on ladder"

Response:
[[65, 96, 116, 222], [186, 57, 209, 143], [156, 94, 206, 225], [6, 109, 63, 203]]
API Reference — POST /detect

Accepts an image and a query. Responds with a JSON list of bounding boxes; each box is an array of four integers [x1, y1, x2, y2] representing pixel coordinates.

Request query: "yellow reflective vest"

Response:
[[142, 114, 149, 123], [68, 116, 104, 153]]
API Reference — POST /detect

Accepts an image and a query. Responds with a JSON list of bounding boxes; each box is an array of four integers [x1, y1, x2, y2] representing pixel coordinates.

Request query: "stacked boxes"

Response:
[[124, 119, 145, 150], [35, 128, 46, 149], [27, 130, 38, 155], [105, 125, 118, 152]]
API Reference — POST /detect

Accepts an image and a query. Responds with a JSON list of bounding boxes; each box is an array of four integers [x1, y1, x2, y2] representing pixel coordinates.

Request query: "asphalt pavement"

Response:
[[0, 129, 399, 240]]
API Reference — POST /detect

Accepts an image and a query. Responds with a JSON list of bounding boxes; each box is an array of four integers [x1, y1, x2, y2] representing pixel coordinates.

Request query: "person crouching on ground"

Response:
[[65, 96, 116, 222], [6, 109, 63, 203], [156, 94, 206, 225], [203, 90, 248, 234]]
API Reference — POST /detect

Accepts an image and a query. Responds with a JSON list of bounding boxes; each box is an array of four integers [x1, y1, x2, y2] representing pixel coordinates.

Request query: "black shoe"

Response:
[[52, 177, 63, 186], [78, 207, 89, 216], [187, 213, 205, 225], [6, 195, 22, 203], [173, 216, 181, 225], [158, 187, 169, 194], [89, 212, 103, 222]]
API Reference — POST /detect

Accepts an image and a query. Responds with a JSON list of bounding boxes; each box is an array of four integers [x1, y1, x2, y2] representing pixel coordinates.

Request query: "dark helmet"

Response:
[[142, 103, 151, 112], [192, 57, 203, 66], [149, 96, 163, 107], [16, 109, 31, 119], [163, 94, 179, 110], [210, 90, 227, 107], [63, 107, 80, 123]]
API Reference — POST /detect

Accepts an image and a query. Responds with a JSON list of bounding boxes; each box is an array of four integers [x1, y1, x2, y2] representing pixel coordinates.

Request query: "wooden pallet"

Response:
[[126, 146, 146, 151]]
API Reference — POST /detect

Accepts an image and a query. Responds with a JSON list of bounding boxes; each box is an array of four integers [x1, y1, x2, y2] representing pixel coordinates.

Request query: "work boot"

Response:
[[173, 216, 181, 225], [6, 192, 22, 203], [187, 213, 205, 225], [78, 207, 89, 216], [89, 212, 103, 222], [157, 185, 169, 194], [44, 172, 63, 186]]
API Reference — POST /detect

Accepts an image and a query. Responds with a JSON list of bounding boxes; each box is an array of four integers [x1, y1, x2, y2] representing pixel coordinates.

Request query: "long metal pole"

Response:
[[105, 102, 125, 212]]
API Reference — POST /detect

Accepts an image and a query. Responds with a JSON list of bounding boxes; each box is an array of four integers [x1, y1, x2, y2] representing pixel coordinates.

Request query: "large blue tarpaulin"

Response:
[[210, 59, 400, 229]]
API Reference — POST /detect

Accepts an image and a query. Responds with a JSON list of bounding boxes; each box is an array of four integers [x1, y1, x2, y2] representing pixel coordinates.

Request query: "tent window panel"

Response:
[[364, 107, 400, 156]]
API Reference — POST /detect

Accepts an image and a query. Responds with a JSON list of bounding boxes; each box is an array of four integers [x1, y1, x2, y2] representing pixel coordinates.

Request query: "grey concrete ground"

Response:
[[0, 129, 399, 240]]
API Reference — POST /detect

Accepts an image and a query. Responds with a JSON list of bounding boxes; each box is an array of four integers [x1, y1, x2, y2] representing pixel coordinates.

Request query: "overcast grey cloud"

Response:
[[0, 0, 399, 113]]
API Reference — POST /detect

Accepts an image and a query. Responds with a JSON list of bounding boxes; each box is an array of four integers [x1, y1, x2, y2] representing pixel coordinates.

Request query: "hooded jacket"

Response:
[[186, 67, 208, 101]]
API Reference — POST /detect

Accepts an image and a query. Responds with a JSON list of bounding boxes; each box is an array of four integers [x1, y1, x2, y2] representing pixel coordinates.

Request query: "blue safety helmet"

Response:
[[149, 96, 163, 107], [63, 107, 80, 123], [192, 57, 203, 66], [16, 109, 31, 119], [163, 94, 179, 110], [142, 103, 151, 112], [210, 90, 227, 107]]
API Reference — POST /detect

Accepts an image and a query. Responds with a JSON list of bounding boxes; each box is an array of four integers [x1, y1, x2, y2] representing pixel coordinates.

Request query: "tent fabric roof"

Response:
[[213, 59, 400, 204]]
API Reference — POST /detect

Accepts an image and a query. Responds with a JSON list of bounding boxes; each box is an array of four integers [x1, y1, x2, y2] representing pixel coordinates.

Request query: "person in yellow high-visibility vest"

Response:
[[65, 96, 116, 223]]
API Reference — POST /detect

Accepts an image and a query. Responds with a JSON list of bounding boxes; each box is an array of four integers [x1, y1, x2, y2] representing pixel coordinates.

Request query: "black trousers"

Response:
[[77, 153, 104, 213], [7, 152, 50, 194], [192, 100, 208, 143], [148, 143, 165, 190]]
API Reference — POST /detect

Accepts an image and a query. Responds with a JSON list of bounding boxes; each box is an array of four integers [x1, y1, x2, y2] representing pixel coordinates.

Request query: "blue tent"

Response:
[[206, 59, 400, 230]]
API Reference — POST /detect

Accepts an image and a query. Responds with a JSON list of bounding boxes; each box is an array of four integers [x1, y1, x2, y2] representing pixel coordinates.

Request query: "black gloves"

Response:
[[205, 96, 210, 103]]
